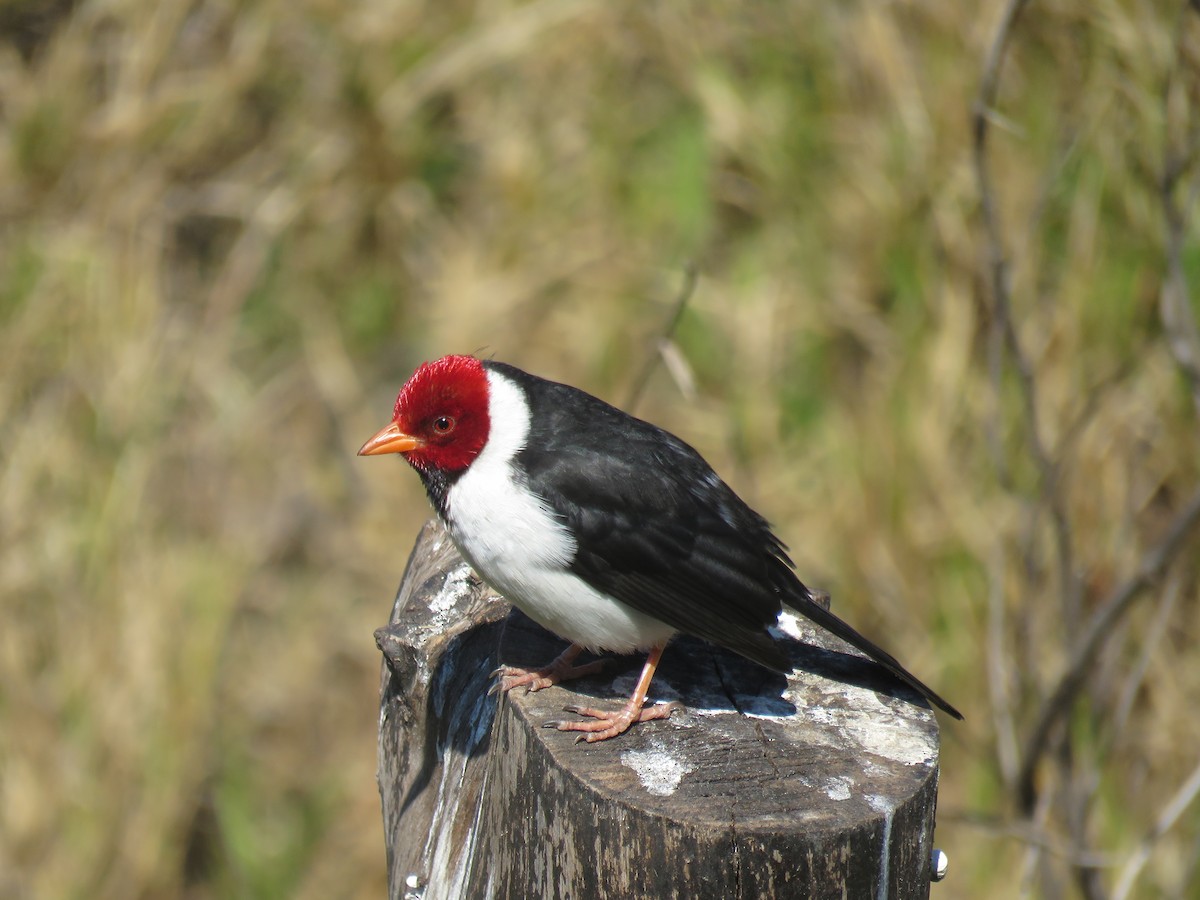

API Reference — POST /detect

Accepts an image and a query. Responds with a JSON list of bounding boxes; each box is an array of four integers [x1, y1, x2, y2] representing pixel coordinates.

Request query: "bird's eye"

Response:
[[432, 415, 455, 435]]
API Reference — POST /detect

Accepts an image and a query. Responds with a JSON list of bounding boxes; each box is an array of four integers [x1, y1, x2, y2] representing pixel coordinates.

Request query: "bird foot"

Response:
[[488, 655, 608, 696], [545, 700, 678, 743]]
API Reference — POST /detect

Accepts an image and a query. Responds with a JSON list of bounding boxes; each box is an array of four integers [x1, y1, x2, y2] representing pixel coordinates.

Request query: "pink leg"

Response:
[[546, 645, 676, 743], [489, 643, 609, 696]]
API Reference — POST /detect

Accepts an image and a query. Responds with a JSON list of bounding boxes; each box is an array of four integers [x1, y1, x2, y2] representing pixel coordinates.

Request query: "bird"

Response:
[[359, 354, 962, 742]]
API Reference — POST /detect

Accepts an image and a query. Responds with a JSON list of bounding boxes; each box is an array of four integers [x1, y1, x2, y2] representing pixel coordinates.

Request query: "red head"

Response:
[[358, 355, 490, 474]]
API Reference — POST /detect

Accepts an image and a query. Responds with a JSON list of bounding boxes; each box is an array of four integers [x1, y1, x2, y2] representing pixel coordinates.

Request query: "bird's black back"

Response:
[[484, 361, 962, 720]]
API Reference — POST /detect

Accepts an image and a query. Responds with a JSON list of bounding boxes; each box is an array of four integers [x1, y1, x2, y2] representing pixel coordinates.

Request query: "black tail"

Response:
[[788, 592, 963, 721]]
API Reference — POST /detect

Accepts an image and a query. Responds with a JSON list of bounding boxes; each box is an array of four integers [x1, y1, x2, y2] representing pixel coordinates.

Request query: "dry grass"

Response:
[[1, 0, 1197, 897]]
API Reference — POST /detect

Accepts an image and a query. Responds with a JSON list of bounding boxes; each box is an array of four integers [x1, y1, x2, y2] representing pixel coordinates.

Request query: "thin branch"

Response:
[[987, 542, 1020, 788], [1112, 756, 1200, 900], [977, 0, 1031, 494], [1064, 744, 1107, 900], [625, 262, 699, 412], [1018, 785, 1056, 900], [949, 809, 1114, 869], [1016, 488, 1200, 812], [1109, 570, 1180, 742], [972, 0, 1082, 635]]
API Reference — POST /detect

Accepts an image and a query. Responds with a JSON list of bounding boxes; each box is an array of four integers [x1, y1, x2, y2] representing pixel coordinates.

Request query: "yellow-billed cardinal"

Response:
[[360, 355, 962, 741]]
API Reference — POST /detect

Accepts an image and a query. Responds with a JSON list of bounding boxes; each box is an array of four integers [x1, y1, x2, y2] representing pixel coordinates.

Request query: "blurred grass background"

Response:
[[1, 0, 1198, 897]]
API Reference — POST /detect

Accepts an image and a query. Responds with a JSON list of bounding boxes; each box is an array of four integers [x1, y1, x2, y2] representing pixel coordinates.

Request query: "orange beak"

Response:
[[357, 421, 424, 457]]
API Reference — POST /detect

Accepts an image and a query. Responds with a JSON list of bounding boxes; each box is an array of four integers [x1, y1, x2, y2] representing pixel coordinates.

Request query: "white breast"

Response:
[[442, 370, 676, 654]]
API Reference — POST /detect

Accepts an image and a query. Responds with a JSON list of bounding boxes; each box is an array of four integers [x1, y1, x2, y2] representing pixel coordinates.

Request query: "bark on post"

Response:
[[376, 520, 947, 900]]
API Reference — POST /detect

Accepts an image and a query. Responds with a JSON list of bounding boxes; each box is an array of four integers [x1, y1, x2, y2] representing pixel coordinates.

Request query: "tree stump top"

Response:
[[376, 520, 945, 899], [499, 602, 940, 834]]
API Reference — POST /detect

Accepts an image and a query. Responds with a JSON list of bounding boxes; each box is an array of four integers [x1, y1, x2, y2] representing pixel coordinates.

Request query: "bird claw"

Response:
[[488, 655, 609, 697], [546, 700, 677, 742]]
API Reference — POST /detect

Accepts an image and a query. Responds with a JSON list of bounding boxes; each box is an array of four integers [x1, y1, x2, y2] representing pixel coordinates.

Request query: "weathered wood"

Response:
[[376, 520, 947, 900]]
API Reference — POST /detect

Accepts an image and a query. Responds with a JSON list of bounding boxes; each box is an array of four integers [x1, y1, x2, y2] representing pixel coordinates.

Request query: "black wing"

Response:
[[490, 362, 963, 720], [494, 362, 806, 667], [544, 446, 801, 670]]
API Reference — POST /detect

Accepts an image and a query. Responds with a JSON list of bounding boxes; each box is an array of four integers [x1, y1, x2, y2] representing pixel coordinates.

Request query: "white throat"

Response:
[[443, 369, 576, 572], [441, 368, 675, 653]]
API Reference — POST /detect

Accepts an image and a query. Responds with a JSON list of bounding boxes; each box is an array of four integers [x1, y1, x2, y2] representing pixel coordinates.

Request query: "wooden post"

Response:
[[376, 520, 948, 899]]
